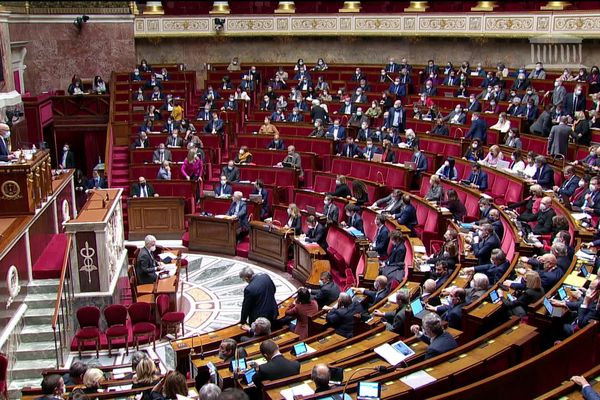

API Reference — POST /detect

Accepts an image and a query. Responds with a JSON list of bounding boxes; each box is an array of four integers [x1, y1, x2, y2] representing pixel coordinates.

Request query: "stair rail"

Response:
[[51, 234, 75, 368]]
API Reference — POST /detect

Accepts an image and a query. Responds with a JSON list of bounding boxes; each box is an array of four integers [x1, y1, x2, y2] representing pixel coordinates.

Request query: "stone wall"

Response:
[[9, 19, 135, 95]]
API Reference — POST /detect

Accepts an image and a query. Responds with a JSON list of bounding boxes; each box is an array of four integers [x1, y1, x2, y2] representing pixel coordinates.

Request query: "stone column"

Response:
[[0, 11, 14, 92], [528, 35, 584, 69], [10, 41, 27, 94]]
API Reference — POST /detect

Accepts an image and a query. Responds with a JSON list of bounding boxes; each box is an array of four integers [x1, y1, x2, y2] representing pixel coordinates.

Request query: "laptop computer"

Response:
[[405, 161, 417, 170], [249, 194, 263, 202], [496, 159, 510, 169], [489, 289, 502, 304], [543, 297, 563, 317], [444, 91, 454, 98], [410, 298, 429, 319], [282, 161, 294, 168], [357, 381, 381, 400], [372, 153, 383, 163], [203, 190, 216, 197]]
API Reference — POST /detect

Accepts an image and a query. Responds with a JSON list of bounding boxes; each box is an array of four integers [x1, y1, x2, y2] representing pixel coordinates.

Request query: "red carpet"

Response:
[[32, 233, 69, 279]]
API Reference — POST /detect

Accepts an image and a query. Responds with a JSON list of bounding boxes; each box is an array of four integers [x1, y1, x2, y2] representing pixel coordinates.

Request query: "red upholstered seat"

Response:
[[75, 306, 101, 357], [505, 181, 523, 205], [104, 304, 129, 356], [343, 268, 356, 291], [128, 302, 156, 350], [464, 195, 481, 222]]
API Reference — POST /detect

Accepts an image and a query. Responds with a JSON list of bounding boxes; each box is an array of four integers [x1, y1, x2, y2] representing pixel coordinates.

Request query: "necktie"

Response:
[[574, 96, 577, 111], [160, 153, 164, 162], [347, 146, 351, 157], [141, 185, 147, 197], [366, 149, 371, 159], [473, 173, 478, 185], [95, 179, 99, 188]]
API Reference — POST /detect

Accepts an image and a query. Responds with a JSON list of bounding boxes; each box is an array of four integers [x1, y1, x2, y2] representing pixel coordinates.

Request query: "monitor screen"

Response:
[[557, 287, 567, 300], [243, 368, 256, 384], [358, 382, 380, 399], [489, 290, 500, 304], [410, 298, 423, 315], [293, 342, 307, 356]]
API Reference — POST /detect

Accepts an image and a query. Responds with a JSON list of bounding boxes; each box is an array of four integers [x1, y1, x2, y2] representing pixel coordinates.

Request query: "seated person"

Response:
[[424, 174, 444, 203], [429, 117, 450, 136], [135, 235, 163, 284], [505, 253, 563, 293], [217, 338, 248, 363], [284, 203, 303, 235], [372, 189, 403, 215], [465, 273, 490, 303], [326, 119, 346, 141], [409, 313, 458, 360], [463, 139, 484, 162], [133, 132, 149, 149], [203, 112, 224, 135], [442, 189, 467, 222], [252, 340, 300, 388], [351, 180, 369, 206], [152, 143, 172, 164], [234, 146, 253, 165], [426, 287, 466, 330], [500, 270, 544, 317], [328, 175, 351, 198], [267, 133, 285, 150], [305, 215, 327, 250], [311, 364, 332, 394], [361, 138, 382, 161], [571, 375, 600, 399], [63, 362, 87, 386], [285, 288, 319, 340], [341, 204, 364, 233], [471, 223, 500, 265], [131, 176, 158, 198], [240, 317, 271, 342], [464, 248, 509, 284], [325, 292, 359, 338], [221, 160, 240, 182], [227, 191, 249, 241], [482, 145, 504, 167], [393, 194, 418, 232], [338, 136, 362, 158], [531, 155, 555, 189], [531, 196, 556, 235], [165, 130, 183, 148], [215, 175, 233, 197], [310, 271, 340, 309], [552, 278, 599, 338], [259, 116, 279, 135], [352, 275, 390, 309], [435, 157, 458, 180], [466, 162, 488, 191], [373, 290, 410, 334], [278, 145, 303, 178], [380, 230, 407, 282], [156, 160, 171, 180], [86, 170, 108, 191]]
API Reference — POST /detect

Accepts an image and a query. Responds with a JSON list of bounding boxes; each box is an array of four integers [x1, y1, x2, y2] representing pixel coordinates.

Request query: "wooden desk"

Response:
[[248, 221, 292, 271], [292, 237, 328, 286], [127, 196, 185, 240], [0, 150, 53, 215], [186, 214, 239, 256]]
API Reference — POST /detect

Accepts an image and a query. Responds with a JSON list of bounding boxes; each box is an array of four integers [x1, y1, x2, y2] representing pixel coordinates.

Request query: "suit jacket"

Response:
[[582, 385, 600, 400], [326, 305, 356, 338], [421, 331, 458, 360], [361, 145, 382, 161], [286, 216, 302, 236], [466, 100, 482, 112], [474, 260, 510, 284], [387, 107, 406, 130], [465, 119, 488, 142], [313, 281, 340, 309], [439, 303, 464, 330], [507, 104, 525, 117], [388, 83, 406, 97], [203, 119, 224, 134], [338, 103, 357, 115], [491, 219, 504, 239], [532, 208, 556, 234], [310, 106, 328, 123], [563, 93, 586, 116], [222, 166, 240, 182], [86, 177, 108, 190], [165, 136, 183, 148], [548, 123, 573, 156], [59, 150, 76, 168], [240, 273, 278, 324], [252, 188, 269, 218], [215, 183, 233, 197], [412, 152, 428, 175], [306, 223, 328, 250], [363, 287, 391, 308], [267, 139, 285, 150], [227, 200, 248, 230], [323, 203, 340, 224], [136, 247, 157, 284], [372, 225, 390, 257], [523, 105, 539, 121], [347, 213, 364, 233], [375, 195, 403, 215], [394, 203, 418, 231], [252, 355, 300, 387], [152, 149, 172, 163], [532, 165, 555, 189], [131, 182, 156, 197], [386, 242, 406, 266], [326, 126, 347, 141], [340, 143, 362, 158], [467, 171, 488, 191], [384, 305, 407, 334], [0, 136, 10, 161], [530, 111, 553, 136], [444, 111, 467, 125], [472, 233, 501, 265]]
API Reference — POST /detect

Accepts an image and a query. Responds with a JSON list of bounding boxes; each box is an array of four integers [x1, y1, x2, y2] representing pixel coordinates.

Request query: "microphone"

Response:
[[341, 366, 382, 400]]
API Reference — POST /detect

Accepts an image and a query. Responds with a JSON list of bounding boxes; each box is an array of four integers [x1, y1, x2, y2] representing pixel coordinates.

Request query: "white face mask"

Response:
[[554, 81, 560, 87], [314, 122, 319, 127], [539, 204, 547, 211], [590, 184, 597, 192], [579, 180, 586, 187], [576, 90, 582, 96], [221, 179, 227, 184], [239, 149, 244, 155], [444, 161, 449, 167], [150, 245, 156, 252]]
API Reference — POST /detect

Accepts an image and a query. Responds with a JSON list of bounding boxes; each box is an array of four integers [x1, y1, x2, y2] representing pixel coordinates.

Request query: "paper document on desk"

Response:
[[480, 193, 493, 199], [346, 227, 364, 237], [160, 264, 178, 277], [413, 245, 427, 254], [572, 213, 591, 221], [575, 249, 595, 261], [214, 214, 230, 219], [375, 341, 415, 366], [400, 370, 436, 389], [419, 263, 433, 272], [280, 383, 314, 400], [112, 367, 132, 379]]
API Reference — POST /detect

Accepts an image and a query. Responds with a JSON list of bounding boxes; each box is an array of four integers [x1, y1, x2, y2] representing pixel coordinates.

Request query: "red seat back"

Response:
[[104, 304, 128, 328]]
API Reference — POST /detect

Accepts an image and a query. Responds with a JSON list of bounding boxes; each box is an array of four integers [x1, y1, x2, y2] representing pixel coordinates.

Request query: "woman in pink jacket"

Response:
[[181, 149, 203, 181]]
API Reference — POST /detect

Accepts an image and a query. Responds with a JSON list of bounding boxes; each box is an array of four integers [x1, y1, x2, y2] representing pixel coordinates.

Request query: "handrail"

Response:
[[51, 234, 72, 329]]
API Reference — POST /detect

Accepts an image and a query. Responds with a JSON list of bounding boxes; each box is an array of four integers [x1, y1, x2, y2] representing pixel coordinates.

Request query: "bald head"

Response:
[[311, 364, 330, 389], [423, 279, 436, 294], [0, 123, 9, 132]]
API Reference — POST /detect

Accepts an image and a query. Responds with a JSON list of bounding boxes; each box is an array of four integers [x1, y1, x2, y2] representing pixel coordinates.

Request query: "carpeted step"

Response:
[[32, 233, 69, 279]]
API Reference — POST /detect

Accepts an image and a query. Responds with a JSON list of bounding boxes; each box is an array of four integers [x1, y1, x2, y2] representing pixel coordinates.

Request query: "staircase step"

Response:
[[8, 378, 44, 397], [23, 292, 59, 309], [23, 307, 55, 325], [20, 324, 56, 342], [27, 279, 60, 294], [14, 341, 60, 360], [10, 359, 58, 380]]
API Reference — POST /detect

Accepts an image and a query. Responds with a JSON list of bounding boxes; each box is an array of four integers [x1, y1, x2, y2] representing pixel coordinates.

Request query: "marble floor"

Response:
[[68, 248, 299, 371]]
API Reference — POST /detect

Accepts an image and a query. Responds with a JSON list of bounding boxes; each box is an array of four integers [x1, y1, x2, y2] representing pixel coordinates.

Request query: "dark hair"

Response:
[[390, 230, 403, 243], [446, 189, 458, 201], [259, 340, 278, 358], [218, 388, 250, 400], [164, 372, 188, 399], [69, 361, 88, 381], [352, 180, 367, 198], [297, 287, 311, 304], [41, 374, 62, 395], [376, 214, 386, 225], [255, 179, 264, 189]]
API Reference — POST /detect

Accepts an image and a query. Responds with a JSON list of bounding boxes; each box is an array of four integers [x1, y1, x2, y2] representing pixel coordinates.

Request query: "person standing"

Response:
[[239, 266, 278, 325]]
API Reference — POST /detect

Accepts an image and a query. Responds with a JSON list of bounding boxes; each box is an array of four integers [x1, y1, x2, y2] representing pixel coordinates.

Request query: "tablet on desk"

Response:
[[556, 286, 568, 301], [489, 289, 502, 304], [357, 381, 381, 400], [293, 342, 308, 356], [230, 358, 247, 372], [203, 190, 215, 197], [242, 368, 256, 385]]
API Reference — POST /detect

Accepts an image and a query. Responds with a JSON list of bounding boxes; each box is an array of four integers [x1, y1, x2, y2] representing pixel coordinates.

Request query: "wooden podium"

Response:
[[0, 150, 53, 215], [248, 221, 292, 271], [186, 214, 239, 256], [128, 196, 185, 240], [292, 238, 329, 286]]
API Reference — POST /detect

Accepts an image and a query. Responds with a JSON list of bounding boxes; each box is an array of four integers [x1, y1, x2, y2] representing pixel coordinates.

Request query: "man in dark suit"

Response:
[[427, 288, 466, 330], [165, 131, 183, 148], [522, 100, 539, 123], [267, 133, 285, 150], [388, 77, 406, 98], [86, 170, 108, 191], [464, 112, 488, 143], [563, 85, 586, 116], [337, 98, 357, 116], [370, 214, 390, 257], [310, 100, 328, 123], [530, 104, 553, 136], [411, 146, 428, 177], [215, 175, 233, 197], [548, 116, 574, 157], [573, 177, 600, 216], [554, 166, 580, 197], [532, 155, 555, 189], [443, 105, 467, 125], [326, 119, 346, 142], [532, 196, 556, 235], [472, 223, 500, 265], [361, 138, 382, 161], [508, 254, 563, 293], [467, 162, 488, 191], [222, 95, 237, 111], [325, 292, 358, 338], [222, 161, 240, 182], [252, 340, 300, 388], [239, 266, 278, 324], [338, 136, 362, 158], [305, 216, 327, 250], [393, 194, 418, 233], [464, 248, 509, 284], [288, 108, 304, 123], [387, 100, 406, 133], [466, 95, 482, 112], [227, 191, 249, 240], [131, 176, 158, 198], [203, 112, 224, 135], [351, 67, 366, 82], [58, 143, 76, 169], [323, 195, 340, 225], [373, 189, 403, 215], [432, 260, 451, 289], [354, 275, 390, 309], [343, 204, 364, 233], [384, 230, 407, 269], [259, 95, 276, 112], [196, 105, 212, 121], [410, 313, 458, 360], [136, 235, 162, 284], [0, 124, 15, 162], [311, 271, 340, 309], [488, 209, 504, 239], [506, 98, 525, 117], [152, 143, 172, 164]]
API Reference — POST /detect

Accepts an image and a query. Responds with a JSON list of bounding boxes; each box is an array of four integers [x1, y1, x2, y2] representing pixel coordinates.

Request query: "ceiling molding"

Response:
[[133, 12, 600, 39]]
